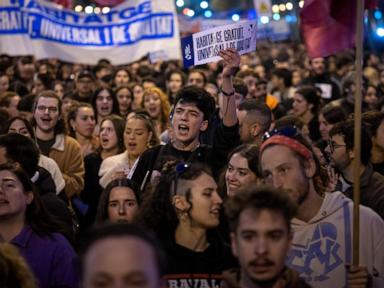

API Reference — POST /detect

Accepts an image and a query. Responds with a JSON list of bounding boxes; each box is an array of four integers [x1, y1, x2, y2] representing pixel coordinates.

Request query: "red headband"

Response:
[[260, 135, 313, 160]]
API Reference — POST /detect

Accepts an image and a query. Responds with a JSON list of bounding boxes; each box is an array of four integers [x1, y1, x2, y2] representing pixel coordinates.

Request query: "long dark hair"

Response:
[[0, 163, 71, 239], [138, 161, 212, 236], [4, 117, 36, 139], [91, 87, 119, 121], [95, 178, 141, 223], [99, 115, 126, 154]]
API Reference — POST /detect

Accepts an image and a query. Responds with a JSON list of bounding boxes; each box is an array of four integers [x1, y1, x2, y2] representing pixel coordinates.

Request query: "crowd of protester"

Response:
[[0, 41, 384, 288]]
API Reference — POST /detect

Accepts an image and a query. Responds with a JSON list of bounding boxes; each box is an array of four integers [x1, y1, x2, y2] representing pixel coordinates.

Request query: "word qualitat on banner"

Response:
[[181, 20, 257, 68], [0, 0, 181, 65]]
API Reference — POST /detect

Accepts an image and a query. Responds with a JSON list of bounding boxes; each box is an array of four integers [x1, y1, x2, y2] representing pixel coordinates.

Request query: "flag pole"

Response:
[[352, 0, 364, 266]]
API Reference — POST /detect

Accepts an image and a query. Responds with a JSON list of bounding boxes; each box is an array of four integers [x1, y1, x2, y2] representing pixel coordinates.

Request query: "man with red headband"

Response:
[[259, 127, 384, 288]]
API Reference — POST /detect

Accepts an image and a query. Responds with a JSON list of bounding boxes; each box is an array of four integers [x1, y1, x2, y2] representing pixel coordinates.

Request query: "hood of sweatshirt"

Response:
[[292, 191, 351, 227]]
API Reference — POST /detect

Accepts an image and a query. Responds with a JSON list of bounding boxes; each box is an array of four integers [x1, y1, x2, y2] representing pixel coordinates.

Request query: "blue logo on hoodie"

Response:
[[287, 222, 343, 282]]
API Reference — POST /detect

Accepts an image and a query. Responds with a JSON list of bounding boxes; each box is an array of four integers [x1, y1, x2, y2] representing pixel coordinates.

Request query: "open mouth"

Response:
[[178, 124, 189, 134], [210, 207, 221, 215], [0, 199, 9, 205], [101, 108, 109, 113], [101, 137, 109, 146], [41, 117, 52, 124], [128, 142, 137, 150]]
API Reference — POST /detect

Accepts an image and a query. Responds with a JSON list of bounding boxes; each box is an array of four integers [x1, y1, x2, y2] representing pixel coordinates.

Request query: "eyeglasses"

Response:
[[327, 140, 346, 153], [36, 105, 58, 113], [262, 126, 300, 142]]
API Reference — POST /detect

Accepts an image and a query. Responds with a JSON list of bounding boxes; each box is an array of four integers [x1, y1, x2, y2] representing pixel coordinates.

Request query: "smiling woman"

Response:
[[225, 144, 261, 197]]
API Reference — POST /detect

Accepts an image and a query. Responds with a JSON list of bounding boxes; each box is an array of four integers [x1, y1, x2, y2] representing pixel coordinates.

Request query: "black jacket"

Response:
[[131, 122, 240, 190], [336, 164, 384, 219]]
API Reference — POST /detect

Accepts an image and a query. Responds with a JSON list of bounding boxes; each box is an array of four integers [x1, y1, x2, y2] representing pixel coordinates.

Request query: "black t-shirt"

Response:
[[36, 137, 56, 156], [162, 232, 237, 288]]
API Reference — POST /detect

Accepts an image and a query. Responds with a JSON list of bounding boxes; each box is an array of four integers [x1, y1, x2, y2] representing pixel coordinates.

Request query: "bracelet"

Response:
[[220, 88, 235, 97]]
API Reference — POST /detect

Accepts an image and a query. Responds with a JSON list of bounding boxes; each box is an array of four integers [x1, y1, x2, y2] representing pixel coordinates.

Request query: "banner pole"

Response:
[[352, 0, 364, 266]]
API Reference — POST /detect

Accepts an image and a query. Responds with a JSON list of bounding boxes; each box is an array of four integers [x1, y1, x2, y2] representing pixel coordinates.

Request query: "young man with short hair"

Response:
[[259, 127, 384, 287], [237, 100, 272, 146], [68, 69, 95, 103], [132, 49, 240, 189], [327, 120, 384, 219], [224, 184, 310, 288]]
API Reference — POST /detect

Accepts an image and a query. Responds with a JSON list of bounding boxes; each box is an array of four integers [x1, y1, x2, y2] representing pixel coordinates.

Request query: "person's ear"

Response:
[[69, 119, 76, 131], [250, 123, 261, 137], [304, 158, 316, 178], [172, 195, 188, 211], [348, 148, 354, 160], [200, 120, 208, 132], [25, 191, 34, 205], [230, 232, 238, 257]]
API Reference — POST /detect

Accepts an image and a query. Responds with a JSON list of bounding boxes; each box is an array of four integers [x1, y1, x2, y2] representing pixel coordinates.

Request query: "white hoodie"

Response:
[[287, 192, 384, 288]]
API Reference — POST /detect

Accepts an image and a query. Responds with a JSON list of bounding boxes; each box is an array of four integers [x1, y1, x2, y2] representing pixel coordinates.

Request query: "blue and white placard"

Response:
[[181, 20, 257, 68]]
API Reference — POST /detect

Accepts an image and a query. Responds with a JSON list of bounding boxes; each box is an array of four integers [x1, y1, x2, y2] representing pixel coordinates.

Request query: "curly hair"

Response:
[[260, 126, 329, 196], [138, 162, 212, 235]]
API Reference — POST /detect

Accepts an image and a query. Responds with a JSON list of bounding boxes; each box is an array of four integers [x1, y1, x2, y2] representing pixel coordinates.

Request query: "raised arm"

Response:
[[218, 48, 239, 127]]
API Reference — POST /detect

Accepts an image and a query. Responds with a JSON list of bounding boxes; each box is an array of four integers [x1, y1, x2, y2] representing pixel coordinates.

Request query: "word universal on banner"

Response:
[[181, 20, 257, 68], [0, 0, 181, 65]]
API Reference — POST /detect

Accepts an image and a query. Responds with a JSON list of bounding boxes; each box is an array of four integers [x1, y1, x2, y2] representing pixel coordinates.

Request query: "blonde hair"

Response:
[[0, 243, 38, 288], [142, 87, 171, 133]]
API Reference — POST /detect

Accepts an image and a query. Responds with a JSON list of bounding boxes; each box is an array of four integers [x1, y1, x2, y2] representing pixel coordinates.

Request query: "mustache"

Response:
[[249, 258, 275, 267]]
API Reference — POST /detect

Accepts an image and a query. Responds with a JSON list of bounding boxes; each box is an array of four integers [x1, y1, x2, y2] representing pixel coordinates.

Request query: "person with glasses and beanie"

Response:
[[259, 126, 384, 287], [131, 48, 240, 191], [326, 120, 384, 220], [139, 161, 236, 287]]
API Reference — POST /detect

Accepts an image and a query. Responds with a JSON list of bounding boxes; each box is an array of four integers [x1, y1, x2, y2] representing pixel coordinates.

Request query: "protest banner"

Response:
[[181, 20, 257, 68], [0, 0, 181, 65]]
